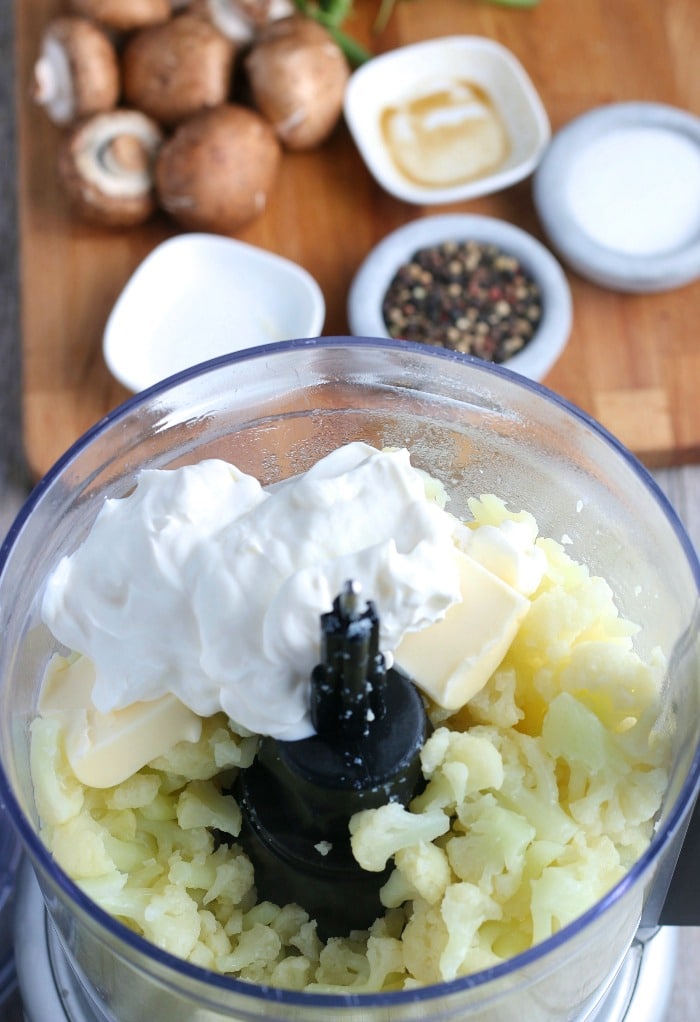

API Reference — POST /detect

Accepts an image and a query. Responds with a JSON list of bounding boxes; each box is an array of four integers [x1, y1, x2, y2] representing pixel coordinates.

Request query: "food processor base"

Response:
[[13, 858, 679, 1022], [586, 925, 678, 1022]]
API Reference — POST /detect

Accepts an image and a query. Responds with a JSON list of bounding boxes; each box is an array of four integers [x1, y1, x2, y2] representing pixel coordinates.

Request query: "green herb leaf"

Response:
[[293, 0, 373, 63], [293, 0, 353, 28], [295, 0, 541, 68], [374, 0, 400, 33]]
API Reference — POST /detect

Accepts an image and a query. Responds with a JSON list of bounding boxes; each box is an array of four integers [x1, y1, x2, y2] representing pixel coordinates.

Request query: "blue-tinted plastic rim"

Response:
[[1, 336, 699, 1010]]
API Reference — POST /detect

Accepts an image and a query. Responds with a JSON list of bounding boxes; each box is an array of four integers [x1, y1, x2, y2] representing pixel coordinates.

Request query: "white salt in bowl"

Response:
[[343, 36, 550, 205], [533, 102, 700, 292], [103, 234, 326, 392], [347, 214, 572, 381]]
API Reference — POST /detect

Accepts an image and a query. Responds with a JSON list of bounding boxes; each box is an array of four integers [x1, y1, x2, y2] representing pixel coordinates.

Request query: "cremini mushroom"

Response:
[[58, 109, 164, 227], [188, 0, 294, 45], [155, 103, 281, 232], [31, 16, 120, 126], [245, 14, 350, 151], [122, 14, 236, 127], [68, 0, 171, 31]]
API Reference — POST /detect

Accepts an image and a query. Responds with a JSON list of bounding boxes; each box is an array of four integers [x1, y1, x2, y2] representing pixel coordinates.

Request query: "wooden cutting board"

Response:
[[15, 0, 700, 479]]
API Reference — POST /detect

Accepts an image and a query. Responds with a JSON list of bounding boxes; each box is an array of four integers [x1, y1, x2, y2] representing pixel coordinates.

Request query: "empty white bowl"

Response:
[[343, 36, 550, 206], [348, 214, 572, 381], [103, 234, 326, 392]]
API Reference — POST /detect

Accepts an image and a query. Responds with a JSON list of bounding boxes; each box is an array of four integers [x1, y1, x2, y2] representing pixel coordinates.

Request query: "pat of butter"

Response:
[[38, 654, 202, 788], [395, 549, 529, 710]]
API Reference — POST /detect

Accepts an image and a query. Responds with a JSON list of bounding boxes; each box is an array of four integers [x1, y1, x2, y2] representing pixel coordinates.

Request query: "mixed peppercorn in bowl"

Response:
[[348, 214, 573, 381]]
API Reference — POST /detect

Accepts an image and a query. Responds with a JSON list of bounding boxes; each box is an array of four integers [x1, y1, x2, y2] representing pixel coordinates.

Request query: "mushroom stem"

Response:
[[99, 133, 153, 183], [59, 109, 164, 225]]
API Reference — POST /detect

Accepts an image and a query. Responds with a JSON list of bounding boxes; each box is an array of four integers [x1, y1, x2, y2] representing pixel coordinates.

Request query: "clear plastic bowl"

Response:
[[0, 338, 698, 1022]]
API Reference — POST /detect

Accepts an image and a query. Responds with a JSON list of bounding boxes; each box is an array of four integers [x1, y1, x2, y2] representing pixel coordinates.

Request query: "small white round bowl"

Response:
[[347, 214, 572, 381], [343, 36, 550, 206], [103, 234, 326, 392], [533, 102, 700, 293]]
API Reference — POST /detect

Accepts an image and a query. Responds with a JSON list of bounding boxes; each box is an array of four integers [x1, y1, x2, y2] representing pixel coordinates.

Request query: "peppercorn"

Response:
[[381, 240, 542, 363]]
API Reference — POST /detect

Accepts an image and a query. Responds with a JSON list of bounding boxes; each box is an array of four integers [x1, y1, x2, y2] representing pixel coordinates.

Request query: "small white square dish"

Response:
[[103, 233, 326, 392], [343, 35, 550, 206], [347, 214, 572, 382]]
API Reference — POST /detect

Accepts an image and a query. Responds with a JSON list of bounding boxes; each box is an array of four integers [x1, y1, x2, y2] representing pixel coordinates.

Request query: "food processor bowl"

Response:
[[0, 338, 698, 1022]]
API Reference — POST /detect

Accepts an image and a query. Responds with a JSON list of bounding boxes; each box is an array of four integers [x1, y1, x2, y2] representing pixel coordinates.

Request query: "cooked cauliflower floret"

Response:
[[30, 493, 670, 994], [393, 841, 451, 906], [439, 882, 503, 980], [51, 813, 121, 879], [177, 779, 242, 837], [106, 772, 160, 810], [349, 802, 450, 873], [143, 884, 202, 957], [149, 713, 257, 781], [30, 715, 84, 827]]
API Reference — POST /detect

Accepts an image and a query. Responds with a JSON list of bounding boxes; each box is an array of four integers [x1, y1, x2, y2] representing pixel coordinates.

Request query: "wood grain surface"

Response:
[[15, 0, 700, 479]]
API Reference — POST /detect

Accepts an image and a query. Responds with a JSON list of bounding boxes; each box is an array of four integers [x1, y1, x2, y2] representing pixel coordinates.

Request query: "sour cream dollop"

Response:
[[42, 443, 462, 739]]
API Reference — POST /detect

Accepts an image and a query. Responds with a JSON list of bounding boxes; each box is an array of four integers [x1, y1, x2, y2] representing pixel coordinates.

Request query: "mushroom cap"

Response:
[[122, 14, 236, 127], [32, 15, 120, 126], [155, 104, 281, 233], [68, 0, 171, 32], [58, 109, 164, 227], [245, 14, 350, 151]]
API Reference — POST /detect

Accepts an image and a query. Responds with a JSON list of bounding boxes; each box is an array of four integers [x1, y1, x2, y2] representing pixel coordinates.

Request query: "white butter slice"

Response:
[[38, 654, 203, 788], [394, 549, 529, 710], [461, 519, 546, 596]]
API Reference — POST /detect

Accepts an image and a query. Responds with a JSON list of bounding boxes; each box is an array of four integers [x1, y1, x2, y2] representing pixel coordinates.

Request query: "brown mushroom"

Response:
[[188, 0, 294, 45], [244, 15, 350, 151], [155, 104, 281, 233], [31, 16, 120, 126], [58, 109, 164, 227], [122, 14, 236, 127], [68, 0, 171, 32]]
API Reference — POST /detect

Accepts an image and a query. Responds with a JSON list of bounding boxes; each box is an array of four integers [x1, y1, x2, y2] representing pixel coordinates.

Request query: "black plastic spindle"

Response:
[[234, 580, 431, 938]]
